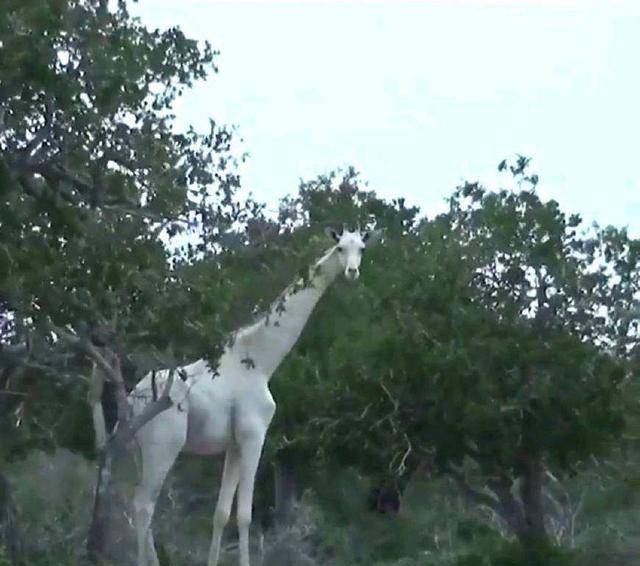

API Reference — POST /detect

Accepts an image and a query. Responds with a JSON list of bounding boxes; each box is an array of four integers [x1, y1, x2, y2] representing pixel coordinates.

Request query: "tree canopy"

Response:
[[269, 160, 640, 546], [0, 0, 259, 460]]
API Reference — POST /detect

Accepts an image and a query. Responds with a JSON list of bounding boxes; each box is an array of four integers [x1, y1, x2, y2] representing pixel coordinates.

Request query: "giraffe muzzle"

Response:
[[345, 267, 360, 280]]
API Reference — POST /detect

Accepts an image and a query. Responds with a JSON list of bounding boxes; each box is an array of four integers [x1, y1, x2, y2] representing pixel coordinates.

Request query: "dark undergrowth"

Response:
[[2, 450, 639, 566]]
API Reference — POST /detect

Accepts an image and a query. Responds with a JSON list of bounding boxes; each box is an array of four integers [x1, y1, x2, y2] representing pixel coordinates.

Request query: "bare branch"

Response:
[[105, 351, 128, 423], [0, 390, 26, 397], [370, 378, 401, 433], [0, 106, 6, 135], [88, 362, 107, 451], [107, 368, 175, 453], [487, 475, 527, 537], [46, 320, 177, 453], [46, 322, 119, 384], [447, 466, 502, 515], [395, 433, 412, 476], [23, 102, 54, 158]]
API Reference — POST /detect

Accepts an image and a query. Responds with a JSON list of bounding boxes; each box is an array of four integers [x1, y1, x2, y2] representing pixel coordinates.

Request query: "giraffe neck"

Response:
[[230, 246, 341, 380]]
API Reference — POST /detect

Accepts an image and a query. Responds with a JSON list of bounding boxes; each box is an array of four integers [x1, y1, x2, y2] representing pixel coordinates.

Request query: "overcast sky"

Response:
[[131, 1, 640, 234]]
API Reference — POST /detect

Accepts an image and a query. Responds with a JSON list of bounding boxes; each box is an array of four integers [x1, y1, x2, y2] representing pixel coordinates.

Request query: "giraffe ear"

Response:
[[325, 226, 341, 242]]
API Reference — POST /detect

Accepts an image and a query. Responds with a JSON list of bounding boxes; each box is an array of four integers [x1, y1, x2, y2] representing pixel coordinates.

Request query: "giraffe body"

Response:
[[130, 228, 379, 566]]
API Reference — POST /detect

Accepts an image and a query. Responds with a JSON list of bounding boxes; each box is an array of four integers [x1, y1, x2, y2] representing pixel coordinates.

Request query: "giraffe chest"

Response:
[[183, 400, 233, 455], [182, 376, 275, 455]]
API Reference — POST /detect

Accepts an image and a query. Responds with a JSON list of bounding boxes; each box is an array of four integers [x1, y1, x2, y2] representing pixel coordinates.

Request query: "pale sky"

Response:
[[131, 1, 640, 234]]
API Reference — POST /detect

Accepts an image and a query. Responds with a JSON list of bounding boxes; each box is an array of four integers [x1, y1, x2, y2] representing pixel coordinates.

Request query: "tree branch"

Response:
[[107, 368, 175, 453], [88, 362, 107, 451], [447, 466, 502, 515], [47, 322, 119, 383], [46, 320, 176, 452], [45, 321, 132, 424], [487, 475, 526, 538], [22, 100, 54, 158], [26, 162, 94, 195], [0, 107, 7, 136]]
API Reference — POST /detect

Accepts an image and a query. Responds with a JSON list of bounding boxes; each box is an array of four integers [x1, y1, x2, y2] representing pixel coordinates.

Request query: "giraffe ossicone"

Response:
[[130, 225, 381, 566]]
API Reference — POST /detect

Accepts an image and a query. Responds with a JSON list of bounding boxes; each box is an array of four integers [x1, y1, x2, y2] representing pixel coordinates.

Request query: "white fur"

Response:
[[130, 230, 373, 566]]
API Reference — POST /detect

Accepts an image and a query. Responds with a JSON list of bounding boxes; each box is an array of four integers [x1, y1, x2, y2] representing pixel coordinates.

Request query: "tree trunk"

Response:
[[488, 475, 527, 539], [0, 471, 19, 559], [85, 363, 174, 562], [518, 453, 548, 548], [86, 362, 111, 562], [0, 362, 20, 429], [489, 464, 549, 550], [273, 456, 297, 527], [86, 452, 113, 563]]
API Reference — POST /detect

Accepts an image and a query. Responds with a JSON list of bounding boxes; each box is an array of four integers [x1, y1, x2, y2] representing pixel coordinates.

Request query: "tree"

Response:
[[272, 159, 639, 552], [0, 0, 258, 560]]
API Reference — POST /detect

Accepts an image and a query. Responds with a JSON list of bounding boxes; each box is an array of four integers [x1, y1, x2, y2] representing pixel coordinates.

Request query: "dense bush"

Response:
[[4, 447, 640, 565], [5, 450, 94, 565]]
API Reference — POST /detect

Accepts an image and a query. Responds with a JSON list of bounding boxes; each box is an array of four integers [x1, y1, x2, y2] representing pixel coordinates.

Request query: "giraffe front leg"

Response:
[[134, 486, 155, 566], [133, 405, 187, 566], [146, 529, 160, 566], [236, 438, 265, 566], [208, 447, 240, 566]]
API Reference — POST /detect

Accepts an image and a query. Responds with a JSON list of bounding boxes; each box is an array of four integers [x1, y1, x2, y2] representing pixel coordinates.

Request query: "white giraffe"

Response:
[[129, 226, 380, 566]]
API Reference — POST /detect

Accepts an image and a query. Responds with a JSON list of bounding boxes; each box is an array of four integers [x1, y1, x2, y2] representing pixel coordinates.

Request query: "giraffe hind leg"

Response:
[[208, 446, 240, 566]]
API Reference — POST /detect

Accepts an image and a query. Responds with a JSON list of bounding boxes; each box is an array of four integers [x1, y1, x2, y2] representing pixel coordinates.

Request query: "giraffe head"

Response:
[[325, 225, 382, 280]]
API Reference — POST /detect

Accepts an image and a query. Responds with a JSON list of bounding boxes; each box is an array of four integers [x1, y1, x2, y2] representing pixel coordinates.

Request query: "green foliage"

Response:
[[0, 0, 258, 460], [307, 471, 439, 564], [268, 160, 639, 546], [4, 450, 95, 565], [454, 539, 577, 566], [0, 546, 10, 566]]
